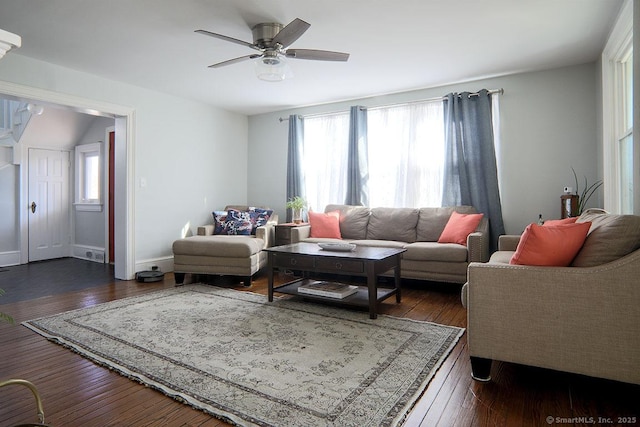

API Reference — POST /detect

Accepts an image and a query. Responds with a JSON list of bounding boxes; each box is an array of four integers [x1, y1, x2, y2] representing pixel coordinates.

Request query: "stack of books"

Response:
[[297, 281, 358, 299]]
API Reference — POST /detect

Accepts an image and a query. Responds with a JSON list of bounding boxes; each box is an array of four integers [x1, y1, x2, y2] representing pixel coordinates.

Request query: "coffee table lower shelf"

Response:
[[273, 279, 398, 313]]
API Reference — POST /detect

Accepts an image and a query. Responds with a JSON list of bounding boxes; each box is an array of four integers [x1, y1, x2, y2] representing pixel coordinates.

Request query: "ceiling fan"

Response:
[[195, 18, 349, 81]]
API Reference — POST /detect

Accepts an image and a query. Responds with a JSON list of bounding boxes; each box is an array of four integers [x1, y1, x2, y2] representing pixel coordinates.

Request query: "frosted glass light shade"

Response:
[[254, 54, 292, 82]]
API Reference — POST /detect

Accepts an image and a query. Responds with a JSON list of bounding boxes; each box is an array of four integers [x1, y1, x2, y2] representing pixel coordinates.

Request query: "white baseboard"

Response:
[[135, 256, 174, 274], [72, 245, 105, 263], [0, 251, 20, 267]]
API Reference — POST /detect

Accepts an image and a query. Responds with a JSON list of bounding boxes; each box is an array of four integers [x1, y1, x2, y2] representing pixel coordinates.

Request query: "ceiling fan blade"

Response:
[[195, 29, 261, 51], [208, 54, 262, 68], [285, 49, 350, 61], [271, 18, 310, 48]]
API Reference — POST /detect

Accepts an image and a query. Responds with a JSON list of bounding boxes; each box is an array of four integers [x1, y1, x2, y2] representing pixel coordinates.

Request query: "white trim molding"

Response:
[[601, 0, 633, 213], [135, 256, 174, 277], [72, 244, 105, 263], [0, 28, 21, 60], [0, 250, 21, 267]]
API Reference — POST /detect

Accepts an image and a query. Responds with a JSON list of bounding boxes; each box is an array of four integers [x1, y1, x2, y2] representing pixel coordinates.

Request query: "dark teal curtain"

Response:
[[442, 90, 504, 251], [345, 106, 369, 206], [286, 114, 305, 222]]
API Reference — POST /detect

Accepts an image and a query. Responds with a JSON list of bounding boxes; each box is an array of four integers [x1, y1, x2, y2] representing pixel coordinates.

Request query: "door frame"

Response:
[[106, 126, 115, 264], [0, 80, 136, 280]]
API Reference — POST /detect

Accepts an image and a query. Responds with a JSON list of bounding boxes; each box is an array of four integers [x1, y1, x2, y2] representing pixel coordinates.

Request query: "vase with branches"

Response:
[[572, 167, 603, 216]]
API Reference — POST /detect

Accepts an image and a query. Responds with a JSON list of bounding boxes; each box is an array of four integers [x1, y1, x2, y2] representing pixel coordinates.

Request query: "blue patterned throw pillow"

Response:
[[221, 209, 252, 235], [226, 209, 251, 222], [248, 207, 273, 234], [223, 219, 253, 235], [212, 208, 271, 236], [212, 211, 228, 235]]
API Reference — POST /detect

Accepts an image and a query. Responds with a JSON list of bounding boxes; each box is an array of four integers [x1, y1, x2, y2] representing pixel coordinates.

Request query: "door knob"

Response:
[[30, 201, 36, 213]]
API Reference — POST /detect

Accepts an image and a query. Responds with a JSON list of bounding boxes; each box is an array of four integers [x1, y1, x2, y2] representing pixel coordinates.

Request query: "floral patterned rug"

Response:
[[24, 285, 464, 427]]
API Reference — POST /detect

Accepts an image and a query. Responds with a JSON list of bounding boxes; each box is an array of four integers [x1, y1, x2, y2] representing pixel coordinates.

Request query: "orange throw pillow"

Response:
[[543, 217, 578, 226], [510, 222, 591, 266], [309, 211, 342, 239], [437, 211, 484, 246]]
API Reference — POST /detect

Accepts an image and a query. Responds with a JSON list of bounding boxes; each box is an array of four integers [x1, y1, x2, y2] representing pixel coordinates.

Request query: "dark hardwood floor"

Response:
[[1, 260, 638, 426]]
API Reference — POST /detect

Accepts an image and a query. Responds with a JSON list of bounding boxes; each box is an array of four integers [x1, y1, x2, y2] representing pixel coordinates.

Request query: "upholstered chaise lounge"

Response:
[[172, 206, 278, 286]]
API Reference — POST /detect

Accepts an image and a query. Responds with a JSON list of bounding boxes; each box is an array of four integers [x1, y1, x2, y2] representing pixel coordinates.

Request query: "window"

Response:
[[618, 51, 633, 213], [367, 101, 444, 207], [302, 95, 500, 210], [75, 142, 102, 211], [602, 0, 633, 213], [302, 100, 445, 209], [303, 112, 350, 212]]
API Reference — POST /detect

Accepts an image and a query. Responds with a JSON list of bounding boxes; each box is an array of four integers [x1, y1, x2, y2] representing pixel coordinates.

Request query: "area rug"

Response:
[[23, 285, 464, 427]]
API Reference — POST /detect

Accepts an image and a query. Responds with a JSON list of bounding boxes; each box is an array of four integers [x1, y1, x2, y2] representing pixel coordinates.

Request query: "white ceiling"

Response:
[[0, 0, 624, 116]]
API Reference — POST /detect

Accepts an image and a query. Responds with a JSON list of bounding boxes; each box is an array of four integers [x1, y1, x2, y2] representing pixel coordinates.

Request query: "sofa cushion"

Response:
[[173, 235, 263, 257], [572, 212, 640, 267], [510, 222, 591, 266], [367, 207, 419, 242], [416, 206, 477, 242], [404, 242, 469, 262], [309, 210, 342, 238], [352, 239, 407, 249], [438, 211, 484, 246], [488, 250, 514, 265], [543, 217, 578, 226], [325, 204, 370, 240]]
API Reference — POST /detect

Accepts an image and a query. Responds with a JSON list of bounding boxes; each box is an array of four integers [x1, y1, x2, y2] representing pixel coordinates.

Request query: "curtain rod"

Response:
[[278, 88, 504, 122]]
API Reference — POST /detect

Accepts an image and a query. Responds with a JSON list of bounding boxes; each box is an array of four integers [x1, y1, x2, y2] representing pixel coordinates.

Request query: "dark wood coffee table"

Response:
[[265, 242, 405, 319]]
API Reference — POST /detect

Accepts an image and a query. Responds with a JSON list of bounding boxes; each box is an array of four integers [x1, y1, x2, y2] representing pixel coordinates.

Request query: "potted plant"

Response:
[[286, 196, 307, 224], [572, 167, 604, 215]]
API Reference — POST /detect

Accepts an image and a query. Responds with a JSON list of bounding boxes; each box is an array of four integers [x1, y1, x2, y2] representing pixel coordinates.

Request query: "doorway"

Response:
[[0, 80, 135, 280]]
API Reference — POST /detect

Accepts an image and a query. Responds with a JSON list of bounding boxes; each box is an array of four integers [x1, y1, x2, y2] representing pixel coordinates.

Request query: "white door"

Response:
[[28, 148, 70, 261]]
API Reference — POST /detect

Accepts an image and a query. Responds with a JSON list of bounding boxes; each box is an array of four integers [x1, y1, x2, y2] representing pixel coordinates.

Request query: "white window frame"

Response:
[[602, 0, 633, 213], [74, 142, 103, 211]]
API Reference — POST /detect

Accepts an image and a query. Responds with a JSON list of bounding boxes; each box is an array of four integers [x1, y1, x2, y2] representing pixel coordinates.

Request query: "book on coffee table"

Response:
[[298, 281, 358, 299]]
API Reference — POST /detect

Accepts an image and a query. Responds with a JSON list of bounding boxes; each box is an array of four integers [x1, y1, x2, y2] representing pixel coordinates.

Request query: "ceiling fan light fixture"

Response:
[[254, 53, 292, 82], [27, 103, 44, 115]]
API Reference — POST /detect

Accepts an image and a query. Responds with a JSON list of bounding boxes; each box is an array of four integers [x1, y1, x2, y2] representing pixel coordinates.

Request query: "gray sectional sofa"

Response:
[[290, 204, 490, 284]]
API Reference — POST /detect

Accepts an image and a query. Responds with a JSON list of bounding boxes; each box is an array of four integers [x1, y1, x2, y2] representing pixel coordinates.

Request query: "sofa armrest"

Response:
[[466, 249, 640, 384], [256, 215, 278, 248], [290, 224, 311, 243], [197, 225, 214, 236], [467, 217, 490, 262], [498, 234, 521, 251]]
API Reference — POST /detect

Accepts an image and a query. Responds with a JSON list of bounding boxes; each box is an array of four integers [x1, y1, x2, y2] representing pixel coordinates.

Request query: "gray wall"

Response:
[[0, 54, 248, 272], [74, 116, 114, 250], [0, 147, 18, 252], [248, 62, 600, 235]]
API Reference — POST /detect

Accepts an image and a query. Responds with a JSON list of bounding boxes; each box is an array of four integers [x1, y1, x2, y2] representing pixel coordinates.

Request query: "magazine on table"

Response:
[[298, 281, 358, 299]]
